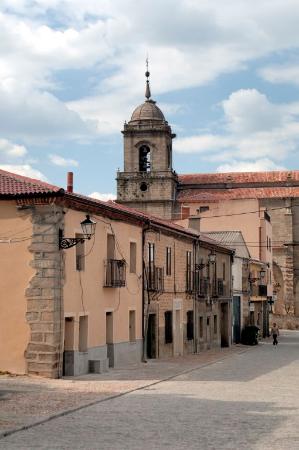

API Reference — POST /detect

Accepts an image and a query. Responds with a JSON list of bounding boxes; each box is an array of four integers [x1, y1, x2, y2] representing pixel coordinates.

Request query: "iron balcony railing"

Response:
[[146, 265, 164, 292], [104, 259, 126, 287], [201, 277, 209, 296], [187, 273, 210, 297], [217, 279, 225, 297]]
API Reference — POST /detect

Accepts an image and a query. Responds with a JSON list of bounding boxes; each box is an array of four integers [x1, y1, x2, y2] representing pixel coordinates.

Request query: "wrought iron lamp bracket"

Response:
[[195, 262, 206, 271], [59, 236, 90, 250]]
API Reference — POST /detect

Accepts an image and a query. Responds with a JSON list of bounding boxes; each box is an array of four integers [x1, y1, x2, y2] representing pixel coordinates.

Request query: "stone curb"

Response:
[[0, 347, 250, 440]]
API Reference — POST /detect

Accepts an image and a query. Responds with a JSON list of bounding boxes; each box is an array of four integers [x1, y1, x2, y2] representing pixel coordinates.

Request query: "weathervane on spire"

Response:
[[145, 56, 151, 100]]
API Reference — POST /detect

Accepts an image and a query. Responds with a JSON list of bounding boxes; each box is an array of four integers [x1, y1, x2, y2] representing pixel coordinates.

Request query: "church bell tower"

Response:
[[116, 64, 178, 219]]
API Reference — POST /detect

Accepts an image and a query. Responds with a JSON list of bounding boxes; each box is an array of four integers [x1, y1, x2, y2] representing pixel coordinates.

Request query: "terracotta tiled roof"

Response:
[[0, 169, 63, 197], [177, 187, 299, 202], [107, 200, 200, 237], [179, 170, 299, 185], [66, 193, 232, 250]]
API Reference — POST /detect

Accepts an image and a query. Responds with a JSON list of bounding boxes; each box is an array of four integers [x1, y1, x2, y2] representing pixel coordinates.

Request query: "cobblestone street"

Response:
[[2, 331, 299, 449]]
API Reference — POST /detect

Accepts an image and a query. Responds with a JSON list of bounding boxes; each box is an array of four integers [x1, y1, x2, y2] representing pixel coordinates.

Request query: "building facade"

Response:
[[116, 72, 295, 323], [0, 169, 233, 378]]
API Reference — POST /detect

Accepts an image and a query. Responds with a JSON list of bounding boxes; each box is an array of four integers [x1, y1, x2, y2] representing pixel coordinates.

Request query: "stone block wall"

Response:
[[25, 205, 64, 378], [261, 198, 295, 315]]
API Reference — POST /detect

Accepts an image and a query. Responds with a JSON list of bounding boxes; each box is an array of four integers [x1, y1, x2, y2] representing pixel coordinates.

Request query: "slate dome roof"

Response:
[[130, 99, 165, 122]]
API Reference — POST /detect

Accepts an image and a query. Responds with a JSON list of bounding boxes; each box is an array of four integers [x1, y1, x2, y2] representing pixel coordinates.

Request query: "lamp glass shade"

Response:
[[80, 215, 96, 238], [208, 251, 216, 264], [260, 269, 266, 278]]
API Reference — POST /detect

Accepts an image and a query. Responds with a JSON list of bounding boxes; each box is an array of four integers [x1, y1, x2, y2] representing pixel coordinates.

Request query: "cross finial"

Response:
[[145, 56, 151, 100]]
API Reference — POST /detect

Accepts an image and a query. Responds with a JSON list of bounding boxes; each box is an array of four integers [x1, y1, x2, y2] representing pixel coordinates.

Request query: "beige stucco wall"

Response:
[[183, 199, 272, 263], [0, 201, 33, 373], [63, 209, 143, 352]]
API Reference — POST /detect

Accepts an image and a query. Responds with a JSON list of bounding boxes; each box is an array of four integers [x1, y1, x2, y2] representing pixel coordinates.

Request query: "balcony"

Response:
[[198, 277, 209, 297], [250, 284, 267, 297], [217, 279, 228, 297], [104, 259, 126, 287], [146, 265, 164, 292]]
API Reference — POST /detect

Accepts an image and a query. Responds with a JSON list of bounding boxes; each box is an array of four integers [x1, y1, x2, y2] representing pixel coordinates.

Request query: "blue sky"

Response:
[[1, 0, 299, 199]]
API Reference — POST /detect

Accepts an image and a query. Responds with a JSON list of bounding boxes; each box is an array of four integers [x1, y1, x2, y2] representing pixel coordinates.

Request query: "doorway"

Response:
[[174, 309, 183, 356], [206, 316, 211, 349], [233, 296, 241, 344], [63, 317, 75, 376], [147, 314, 156, 359], [221, 303, 229, 347], [106, 312, 114, 367]]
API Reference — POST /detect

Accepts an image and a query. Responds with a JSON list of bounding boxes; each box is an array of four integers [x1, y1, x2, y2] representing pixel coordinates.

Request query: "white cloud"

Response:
[[259, 63, 299, 86], [89, 192, 116, 201], [222, 89, 284, 134], [49, 154, 79, 167], [174, 135, 231, 154], [216, 159, 286, 173], [0, 164, 47, 180], [0, 86, 90, 142], [174, 88, 299, 168], [2, 0, 299, 143], [0, 139, 27, 158]]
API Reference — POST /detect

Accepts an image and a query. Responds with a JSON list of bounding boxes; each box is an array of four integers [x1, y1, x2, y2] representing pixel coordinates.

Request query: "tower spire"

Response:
[[145, 57, 151, 100]]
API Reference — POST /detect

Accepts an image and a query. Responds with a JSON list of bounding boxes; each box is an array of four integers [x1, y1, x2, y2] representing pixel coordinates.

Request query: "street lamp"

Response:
[[268, 296, 275, 313], [59, 214, 97, 249], [195, 250, 216, 271]]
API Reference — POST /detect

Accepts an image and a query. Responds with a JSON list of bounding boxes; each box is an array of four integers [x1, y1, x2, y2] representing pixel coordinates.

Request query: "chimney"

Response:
[[188, 216, 201, 232], [67, 172, 73, 193]]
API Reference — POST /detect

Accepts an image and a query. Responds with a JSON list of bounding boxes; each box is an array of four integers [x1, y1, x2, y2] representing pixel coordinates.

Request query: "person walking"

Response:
[[271, 323, 279, 346]]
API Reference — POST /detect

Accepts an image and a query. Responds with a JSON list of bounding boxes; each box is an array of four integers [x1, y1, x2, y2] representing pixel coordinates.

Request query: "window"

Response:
[[199, 317, 203, 338], [148, 242, 155, 265], [186, 250, 192, 292], [223, 262, 226, 281], [214, 315, 217, 335], [79, 316, 88, 352], [107, 234, 115, 259], [165, 311, 173, 344], [139, 145, 150, 172], [187, 311, 194, 340], [129, 311, 136, 342], [181, 206, 190, 220], [166, 247, 172, 276], [130, 242, 137, 273], [76, 234, 85, 271], [199, 206, 209, 213]]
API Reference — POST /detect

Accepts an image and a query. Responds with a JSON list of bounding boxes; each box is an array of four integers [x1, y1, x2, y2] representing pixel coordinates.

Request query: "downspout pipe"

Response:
[[193, 238, 198, 354], [142, 220, 151, 363]]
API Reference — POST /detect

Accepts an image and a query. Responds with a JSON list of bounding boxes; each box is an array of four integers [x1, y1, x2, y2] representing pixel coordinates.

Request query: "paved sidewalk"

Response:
[[0, 345, 246, 437], [2, 331, 299, 449]]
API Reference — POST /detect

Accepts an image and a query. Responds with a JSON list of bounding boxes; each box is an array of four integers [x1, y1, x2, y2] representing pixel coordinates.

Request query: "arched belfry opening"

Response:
[[139, 145, 151, 172]]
